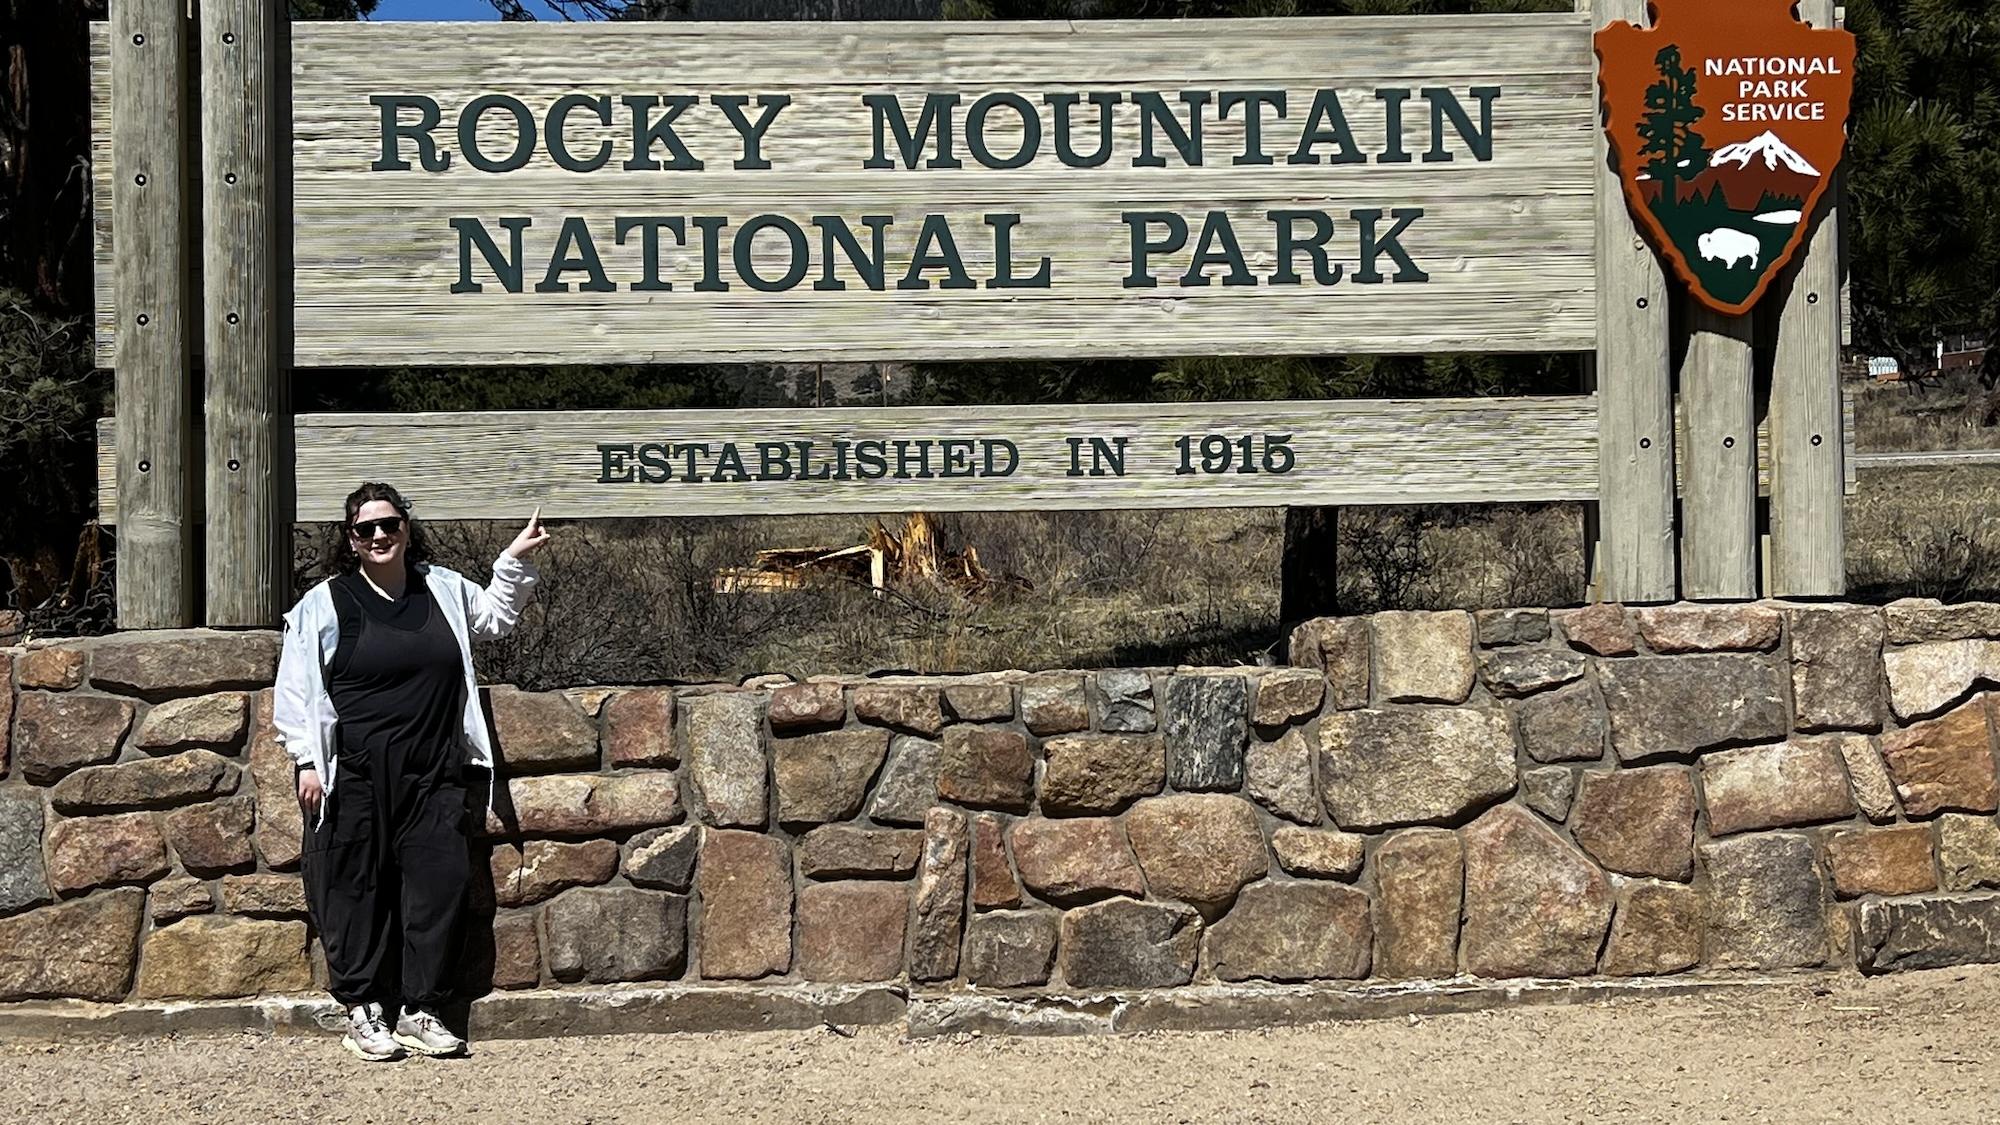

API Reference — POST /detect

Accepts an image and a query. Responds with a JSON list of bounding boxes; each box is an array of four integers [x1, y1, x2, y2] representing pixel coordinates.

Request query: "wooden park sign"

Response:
[[89, 5, 1849, 628], [1595, 0, 1855, 315], [96, 17, 1596, 366]]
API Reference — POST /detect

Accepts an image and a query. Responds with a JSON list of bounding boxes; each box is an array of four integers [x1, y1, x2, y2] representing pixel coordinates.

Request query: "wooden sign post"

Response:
[[109, 0, 195, 629]]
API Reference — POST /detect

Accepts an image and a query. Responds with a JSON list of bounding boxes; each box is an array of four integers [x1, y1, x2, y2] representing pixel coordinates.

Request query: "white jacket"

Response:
[[273, 554, 540, 825]]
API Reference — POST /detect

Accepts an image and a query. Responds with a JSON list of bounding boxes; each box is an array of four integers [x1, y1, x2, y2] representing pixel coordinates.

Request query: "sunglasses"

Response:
[[348, 516, 405, 540]]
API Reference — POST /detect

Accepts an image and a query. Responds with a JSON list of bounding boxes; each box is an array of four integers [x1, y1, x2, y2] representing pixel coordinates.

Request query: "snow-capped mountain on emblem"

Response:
[[1595, 1, 1855, 315], [1711, 131, 1821, 176]]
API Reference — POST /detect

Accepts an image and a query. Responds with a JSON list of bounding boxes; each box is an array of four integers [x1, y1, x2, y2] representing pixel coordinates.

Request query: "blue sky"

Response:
[[371, 0, 567, 19]]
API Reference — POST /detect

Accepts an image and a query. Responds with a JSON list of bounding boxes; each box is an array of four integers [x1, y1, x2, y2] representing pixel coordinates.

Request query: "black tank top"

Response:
[[327, 570, 464, 758]]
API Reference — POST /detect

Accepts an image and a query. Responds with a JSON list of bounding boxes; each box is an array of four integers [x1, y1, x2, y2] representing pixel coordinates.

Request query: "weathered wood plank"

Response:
[[1764, 0, 1845, 597], [1588, 0, 1675, 603], [110, 0, 196, 627], [200, 0, 290, 626], [98, 396, 1600, 522], [1679, 308, 1759, 599], [94, 15, 1600, 366]]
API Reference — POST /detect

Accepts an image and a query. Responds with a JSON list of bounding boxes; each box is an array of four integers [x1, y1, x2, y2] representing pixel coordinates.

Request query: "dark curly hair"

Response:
[[330, 481, 432, 575]]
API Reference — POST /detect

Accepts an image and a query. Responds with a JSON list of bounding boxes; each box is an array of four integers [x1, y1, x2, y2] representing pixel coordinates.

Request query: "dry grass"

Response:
[[1853, 373, 2000, 453]]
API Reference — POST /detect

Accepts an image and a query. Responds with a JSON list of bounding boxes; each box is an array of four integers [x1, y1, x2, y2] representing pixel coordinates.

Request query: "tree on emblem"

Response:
[[1636, 44, 1709, 209]]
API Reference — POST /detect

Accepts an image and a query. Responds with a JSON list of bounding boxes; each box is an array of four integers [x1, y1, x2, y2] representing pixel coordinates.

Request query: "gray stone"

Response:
[[1206, 882, 1372, 982], [1319, 707, 1515, 830], [1515, 681, 1607, 763], [853, 684, 947, 738], [0, 889, 143, 1002], [1252, 669, 1324, 726], [868, 735, 941, 826], [148, 876, 213, 924], [910, 807, 970, 982], [1286, 617, 1370, 709], [87, 632, 280, 699], [603, 687, 678, 767], [695, 830, 791, 980], [1556, 603, 1638, 656], [1126, 795, 1267, 914], [1011, 817, 1146, 905], [134, 693, 249, 753], [1478, 649, 1586, 698], [1882, 639, 2000, 721], [1476, 608, 1550, 647], [545, 888, 688, 984], [1462, 804, 1613, 979], [487, 772, 681, 838], [1598, 654, 1787, 762], [1600, 881, 1702, 977], [1701, 833, 1830, 969], [1162, 675, 1249, 791], [12, 692, 134, 783], [0, 787, 51, 915], [963, 909, 1059, 988], [50, 749, 239, 814], [1857, 894, 2000, 973], [1521, 767, 1575, 823], [1058, 898, 1200, 989], [773, 728, 890, 825], [1825, 733, 1900, 823], [1788, 606, 1887, 732], [796, 881, 908, 982], [1372, 610, 1476, 703], [246, 691, 301, 871], [684, 694, 767, 829], [1020, 673, 1089, 736], [1040, 734, 1163, 815], [623, 824, 702, 891], [1246, 728, 1319, 825], [1270, 827, 1364, 879], [46, 812, 168, 893], [490, 840, 619, 907], [219, 873, 308, 917], [1700, 739, 1857, 835], [767, 682, 844, 732], [1632, 604, 1783, 653], [1936, 813, 2000, 891], [162, 796, 257, 874], [1570, 766, 1696, 880], [797, 825, 923, 880], [943, 683, 1014, 724], [1884, 599, 2000, 644], [1090, 669, 1155, 733], [938, 727, 1033, 812]]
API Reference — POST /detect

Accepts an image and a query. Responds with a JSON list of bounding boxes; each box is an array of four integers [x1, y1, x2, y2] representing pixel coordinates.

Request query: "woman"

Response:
[[274, 482, 550, 1062]]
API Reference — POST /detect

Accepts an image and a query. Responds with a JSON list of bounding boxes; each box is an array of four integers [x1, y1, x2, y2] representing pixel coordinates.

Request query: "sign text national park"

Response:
[[91, 16, 1601, 366]]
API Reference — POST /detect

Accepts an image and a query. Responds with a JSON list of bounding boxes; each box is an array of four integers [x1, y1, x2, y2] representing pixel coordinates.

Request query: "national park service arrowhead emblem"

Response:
[[1596, 1, 1856, 315]]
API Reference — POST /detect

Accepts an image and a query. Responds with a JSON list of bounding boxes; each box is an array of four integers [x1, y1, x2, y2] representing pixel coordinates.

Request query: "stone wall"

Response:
[[7, 600, 2000, 1014]]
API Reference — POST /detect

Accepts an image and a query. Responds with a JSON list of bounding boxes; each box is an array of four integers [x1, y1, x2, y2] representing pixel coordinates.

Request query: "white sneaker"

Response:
[[393, 1006, 466, 1057], [342, 1003, 405, 1062]]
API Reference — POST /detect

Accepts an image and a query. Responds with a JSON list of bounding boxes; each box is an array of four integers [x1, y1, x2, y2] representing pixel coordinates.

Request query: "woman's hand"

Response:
[[297, 768, 323, 817], [504, 507, 551, 559]]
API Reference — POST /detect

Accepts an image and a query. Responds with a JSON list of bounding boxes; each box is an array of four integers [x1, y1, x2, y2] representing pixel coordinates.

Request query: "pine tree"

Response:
[[1635, 44, 1709, 209]]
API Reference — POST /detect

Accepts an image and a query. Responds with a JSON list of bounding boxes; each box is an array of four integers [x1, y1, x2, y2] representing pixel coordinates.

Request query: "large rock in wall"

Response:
[[8, 600, 2000, 1013]]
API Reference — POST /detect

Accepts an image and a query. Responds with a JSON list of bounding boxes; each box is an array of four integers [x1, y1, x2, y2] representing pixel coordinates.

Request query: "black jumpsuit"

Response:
[[302, 571, 471, 1009]]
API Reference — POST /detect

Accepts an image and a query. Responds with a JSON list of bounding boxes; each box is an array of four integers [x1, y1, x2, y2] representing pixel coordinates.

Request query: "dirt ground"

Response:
[[6, 968, 1999, 1124]]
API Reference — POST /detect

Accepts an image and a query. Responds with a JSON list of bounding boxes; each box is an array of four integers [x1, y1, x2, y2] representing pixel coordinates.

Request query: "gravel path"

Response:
[[5, 967, 1996, 1124]]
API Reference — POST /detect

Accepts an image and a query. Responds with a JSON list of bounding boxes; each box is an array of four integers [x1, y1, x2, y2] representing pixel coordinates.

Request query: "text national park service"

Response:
[[368, 86, 1501, 295]]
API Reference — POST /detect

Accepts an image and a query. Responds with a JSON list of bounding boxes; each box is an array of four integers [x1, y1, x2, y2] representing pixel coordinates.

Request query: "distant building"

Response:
[[1866, 356, 1901, 383], [1939, 332, 1989, 375]]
